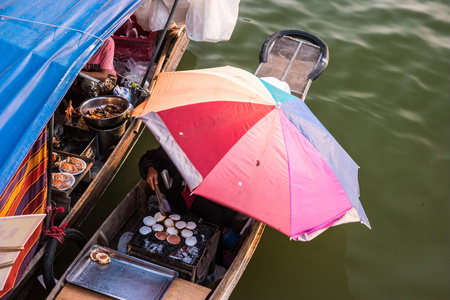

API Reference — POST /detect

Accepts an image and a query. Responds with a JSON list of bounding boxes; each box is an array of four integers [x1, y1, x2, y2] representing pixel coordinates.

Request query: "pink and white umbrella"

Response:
[[132, 66, 370, 241]]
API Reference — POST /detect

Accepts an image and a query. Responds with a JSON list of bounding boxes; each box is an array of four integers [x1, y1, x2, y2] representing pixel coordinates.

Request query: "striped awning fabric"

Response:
[[0, 129, 47, 298]]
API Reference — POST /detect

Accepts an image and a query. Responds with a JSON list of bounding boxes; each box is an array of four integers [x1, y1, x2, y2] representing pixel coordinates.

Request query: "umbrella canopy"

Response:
[[133, 66, 370, 241]]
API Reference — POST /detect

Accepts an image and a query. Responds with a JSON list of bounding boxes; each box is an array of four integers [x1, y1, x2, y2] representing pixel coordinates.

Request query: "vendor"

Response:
[[73, 37, 117, 99], [57, 37, 117, 122], [139, 146, 236, 231]]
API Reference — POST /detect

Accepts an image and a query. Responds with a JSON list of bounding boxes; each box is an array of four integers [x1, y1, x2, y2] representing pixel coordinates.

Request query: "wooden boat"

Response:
[[1, 7, 190, 300], [45, 29, 329, 300], [49, 23, 190, 237]]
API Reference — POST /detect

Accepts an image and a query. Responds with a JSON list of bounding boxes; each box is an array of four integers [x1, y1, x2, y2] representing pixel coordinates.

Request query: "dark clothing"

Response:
[[138, 147, 236, 230], [139, 147, 189, 213]]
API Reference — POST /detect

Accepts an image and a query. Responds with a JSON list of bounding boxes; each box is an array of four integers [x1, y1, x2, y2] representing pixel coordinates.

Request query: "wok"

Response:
[[80, 96, 129, 128]]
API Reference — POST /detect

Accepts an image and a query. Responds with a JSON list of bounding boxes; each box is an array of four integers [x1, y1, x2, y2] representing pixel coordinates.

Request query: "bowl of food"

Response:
[[79, 96, 129, 129]]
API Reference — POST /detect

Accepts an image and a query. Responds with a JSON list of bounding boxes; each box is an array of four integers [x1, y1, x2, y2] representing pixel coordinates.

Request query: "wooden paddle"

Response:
[[0, 261, 15, 270], [0, 246, 24, 252]]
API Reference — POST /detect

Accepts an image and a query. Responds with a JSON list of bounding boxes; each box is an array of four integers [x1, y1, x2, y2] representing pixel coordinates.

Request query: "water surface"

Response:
[[38, 1, 450, 299], [178, 1, 450, 299]]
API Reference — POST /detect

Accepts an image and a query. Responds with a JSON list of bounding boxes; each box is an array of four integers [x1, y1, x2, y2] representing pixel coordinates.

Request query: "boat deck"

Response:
[[256, 30, 328, 99]]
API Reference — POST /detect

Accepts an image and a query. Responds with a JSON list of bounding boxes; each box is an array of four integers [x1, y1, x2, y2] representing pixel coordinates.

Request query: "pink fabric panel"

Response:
[[280, 113, 353, 236], [194, 109, 292, 235]]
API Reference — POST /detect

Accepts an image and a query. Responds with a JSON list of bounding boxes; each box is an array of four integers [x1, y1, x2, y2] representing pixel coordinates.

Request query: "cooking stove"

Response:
[[127, 205, 220, 283]]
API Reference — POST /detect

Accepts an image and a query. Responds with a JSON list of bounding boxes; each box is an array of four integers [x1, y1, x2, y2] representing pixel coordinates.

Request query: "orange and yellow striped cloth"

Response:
[[0, 128, 47, 298]]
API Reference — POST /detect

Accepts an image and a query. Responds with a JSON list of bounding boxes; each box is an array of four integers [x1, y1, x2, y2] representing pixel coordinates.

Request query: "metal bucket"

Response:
[[87, 120, 127, 155]]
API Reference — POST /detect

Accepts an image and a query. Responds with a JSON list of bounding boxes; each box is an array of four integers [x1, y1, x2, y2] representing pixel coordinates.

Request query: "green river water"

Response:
[[27, 1, 450, 299]]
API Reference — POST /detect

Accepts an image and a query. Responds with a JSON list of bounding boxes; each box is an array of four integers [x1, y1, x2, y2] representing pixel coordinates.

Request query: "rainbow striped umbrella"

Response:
[[133, 66, 370, 241]]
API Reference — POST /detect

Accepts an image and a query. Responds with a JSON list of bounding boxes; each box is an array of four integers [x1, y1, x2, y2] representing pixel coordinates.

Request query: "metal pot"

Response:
[[79, 96, 129, 129], [87, 120, 128, 155]]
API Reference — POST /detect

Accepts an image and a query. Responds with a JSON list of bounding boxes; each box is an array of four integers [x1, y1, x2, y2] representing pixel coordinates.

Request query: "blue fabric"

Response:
[[281, 98, 370, 227], [259, 78, 295, 104], [0, 0, 144, 194], [258, 76, 369, 226]]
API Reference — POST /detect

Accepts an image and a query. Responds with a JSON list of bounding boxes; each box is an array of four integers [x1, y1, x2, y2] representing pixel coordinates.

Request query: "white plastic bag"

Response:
[[135, 0, 174, 32], [162, 0, 190, 25], [186, 0, 240, 43], [135, 0, 153, 31]]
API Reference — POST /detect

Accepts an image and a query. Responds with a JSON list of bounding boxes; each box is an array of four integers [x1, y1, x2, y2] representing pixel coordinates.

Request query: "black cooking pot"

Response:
[[79, 96, 129, 129]]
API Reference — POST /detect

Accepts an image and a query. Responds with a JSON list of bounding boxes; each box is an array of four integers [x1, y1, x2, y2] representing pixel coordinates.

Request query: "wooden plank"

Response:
[[55, 283, 110, 300], [166, 279, 211, 300], [0, 261, 15, 269], [0, 246, 24, 252], [163, 27, 190, 73], [55, 279, 210, 300]]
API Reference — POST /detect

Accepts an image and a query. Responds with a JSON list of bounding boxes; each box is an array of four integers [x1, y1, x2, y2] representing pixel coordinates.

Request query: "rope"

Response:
[[0, 14, 104, 43], [42, 206, 68, 244], [1, 13, 151, 88]]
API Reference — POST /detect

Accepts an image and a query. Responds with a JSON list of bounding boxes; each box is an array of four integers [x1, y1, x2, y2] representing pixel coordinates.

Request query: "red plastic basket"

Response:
[[112, 15, 160, 62]]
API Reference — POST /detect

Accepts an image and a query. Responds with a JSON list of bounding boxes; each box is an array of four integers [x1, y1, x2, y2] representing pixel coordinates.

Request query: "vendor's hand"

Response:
[[146, 167, 158, 190]]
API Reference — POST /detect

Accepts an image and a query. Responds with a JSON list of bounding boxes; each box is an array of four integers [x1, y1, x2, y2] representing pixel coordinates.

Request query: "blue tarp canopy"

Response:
[[0, 0, 145, 194]]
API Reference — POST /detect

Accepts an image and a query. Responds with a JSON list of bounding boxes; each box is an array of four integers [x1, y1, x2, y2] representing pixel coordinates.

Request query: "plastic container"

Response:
[[113, 86, 131, 101], [113, 86, 134, 110], [222, 227, 239, 250]]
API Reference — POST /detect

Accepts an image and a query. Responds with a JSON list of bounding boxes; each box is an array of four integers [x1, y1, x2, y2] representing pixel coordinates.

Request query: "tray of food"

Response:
[[58, 156, 87, 175], [66, 245, 178, 300], [51, 151, 94, 194], [51, 172, 75, 191]]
